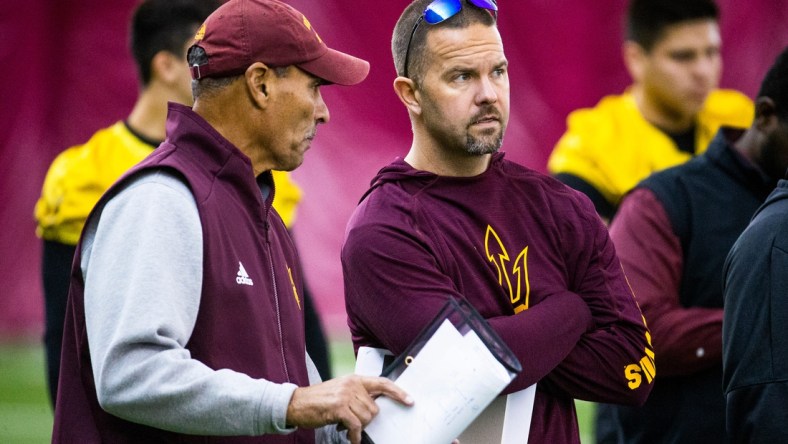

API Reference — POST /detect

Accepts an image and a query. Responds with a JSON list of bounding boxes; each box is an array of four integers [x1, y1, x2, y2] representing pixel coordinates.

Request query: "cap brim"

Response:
[[298, 48, 370, 86]]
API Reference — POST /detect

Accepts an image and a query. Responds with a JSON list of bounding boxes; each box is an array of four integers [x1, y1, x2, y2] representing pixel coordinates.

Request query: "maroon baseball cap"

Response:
[[188, 0, 369, 85]]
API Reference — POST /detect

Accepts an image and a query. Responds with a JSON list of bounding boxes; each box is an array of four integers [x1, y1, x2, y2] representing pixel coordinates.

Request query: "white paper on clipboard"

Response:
[[356, 345, 535, 444], [359, 320, 513, 444], [354, 298, 524, 444], [455, 385, 536, 444]]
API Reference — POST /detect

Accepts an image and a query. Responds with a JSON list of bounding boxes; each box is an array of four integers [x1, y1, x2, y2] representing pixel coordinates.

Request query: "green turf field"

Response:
[[0, 340, 594, 443], [0, 343, 52, 443]]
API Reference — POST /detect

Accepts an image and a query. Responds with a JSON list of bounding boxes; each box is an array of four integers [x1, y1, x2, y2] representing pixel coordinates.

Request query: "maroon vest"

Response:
[[52, 103, 312, 443]]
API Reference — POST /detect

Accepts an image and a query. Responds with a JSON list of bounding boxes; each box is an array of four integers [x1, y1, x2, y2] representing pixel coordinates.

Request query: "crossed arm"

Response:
[[342, 207, 651, 406]]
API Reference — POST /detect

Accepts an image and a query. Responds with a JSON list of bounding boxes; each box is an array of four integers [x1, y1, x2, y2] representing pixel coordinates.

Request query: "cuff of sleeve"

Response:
[[257, 382, 299, 435]]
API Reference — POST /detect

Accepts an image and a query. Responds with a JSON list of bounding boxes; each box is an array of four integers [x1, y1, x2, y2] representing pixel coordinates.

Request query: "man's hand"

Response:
[[286, 375, 413, 444]]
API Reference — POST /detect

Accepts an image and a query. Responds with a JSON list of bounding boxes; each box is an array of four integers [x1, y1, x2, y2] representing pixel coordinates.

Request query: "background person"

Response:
[[34, 0, 218, 406], [342, 1, 653, 442], [51, 0, 409, 442], [722, 46, 788, 443], [606, 45, 788, 444], [548, 0, 753, 223]]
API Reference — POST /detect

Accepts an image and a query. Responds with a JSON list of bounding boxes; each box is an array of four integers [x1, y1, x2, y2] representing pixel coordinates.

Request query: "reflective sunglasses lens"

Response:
[[424, 0, 462, 24], [469, 0, 498, 11]]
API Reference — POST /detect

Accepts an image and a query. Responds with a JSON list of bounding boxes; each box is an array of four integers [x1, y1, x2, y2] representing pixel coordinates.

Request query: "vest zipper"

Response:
[[265, 220, 290, 382]]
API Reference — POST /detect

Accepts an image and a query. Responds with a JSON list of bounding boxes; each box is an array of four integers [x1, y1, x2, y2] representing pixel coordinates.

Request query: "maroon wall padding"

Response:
[[2, 0, 786, 337]]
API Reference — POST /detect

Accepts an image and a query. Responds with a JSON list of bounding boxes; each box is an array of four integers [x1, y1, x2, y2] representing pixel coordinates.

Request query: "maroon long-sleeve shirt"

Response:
[[342, 153, 653, 443]]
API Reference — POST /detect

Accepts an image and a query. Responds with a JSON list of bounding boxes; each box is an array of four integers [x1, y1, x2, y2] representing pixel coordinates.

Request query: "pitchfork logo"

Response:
[[301, 15, 323, 44], [485, 225, 530, 314]]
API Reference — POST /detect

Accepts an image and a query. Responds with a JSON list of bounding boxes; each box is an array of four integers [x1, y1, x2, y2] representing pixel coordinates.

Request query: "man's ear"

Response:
[[245, 62, 271, 109], [754, 96, 777, 132], [623, 41, 647, 84], [151, 50, 183, 85], [393, 76, 422, 116]]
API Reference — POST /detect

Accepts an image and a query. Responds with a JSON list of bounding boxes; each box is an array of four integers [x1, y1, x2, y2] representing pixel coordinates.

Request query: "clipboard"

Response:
[[358, 297, 523, 444]]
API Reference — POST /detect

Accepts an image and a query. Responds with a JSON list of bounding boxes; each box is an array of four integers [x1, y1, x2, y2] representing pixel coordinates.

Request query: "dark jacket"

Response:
[[723, 179, 788, 443]]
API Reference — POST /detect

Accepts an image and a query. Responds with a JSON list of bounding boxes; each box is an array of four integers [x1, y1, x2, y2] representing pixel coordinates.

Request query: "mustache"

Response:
[[306, 129, 317, 140], [469, 106, 502, 124]]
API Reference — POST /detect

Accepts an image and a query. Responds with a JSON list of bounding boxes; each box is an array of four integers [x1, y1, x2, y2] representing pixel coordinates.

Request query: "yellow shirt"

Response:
[[35, 121, 303, 245], [547, 89, 753, 207]]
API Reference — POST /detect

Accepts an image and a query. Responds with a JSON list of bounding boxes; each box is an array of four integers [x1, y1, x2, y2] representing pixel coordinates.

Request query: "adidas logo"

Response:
[[236, 262, 254, 286]]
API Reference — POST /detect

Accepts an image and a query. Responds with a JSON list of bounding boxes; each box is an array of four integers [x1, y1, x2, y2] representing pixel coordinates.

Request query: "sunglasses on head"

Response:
[[402, 0, 499, 78]]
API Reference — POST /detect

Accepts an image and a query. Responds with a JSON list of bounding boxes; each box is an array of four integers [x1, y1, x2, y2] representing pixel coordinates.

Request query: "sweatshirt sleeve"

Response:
[[82, 170, 297, 436], [342, 218, 593, 395], [609, 187, 722, 376], [537, 191, 654, 406]]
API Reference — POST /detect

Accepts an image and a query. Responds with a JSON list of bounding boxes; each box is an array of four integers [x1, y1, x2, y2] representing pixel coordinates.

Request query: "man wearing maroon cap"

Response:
[[52, 0, 411, 443]]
